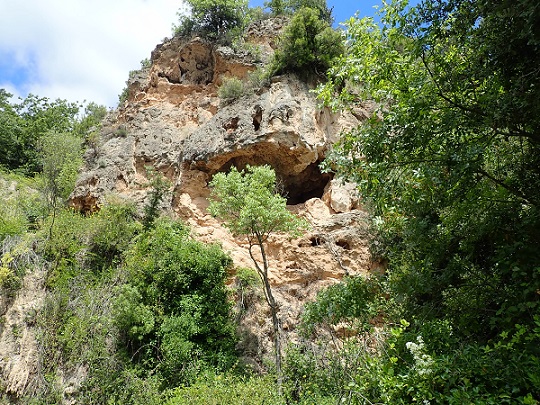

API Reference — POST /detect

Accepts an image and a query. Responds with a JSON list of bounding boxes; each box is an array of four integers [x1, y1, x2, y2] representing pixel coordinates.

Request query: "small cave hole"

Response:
[[310, 236, 324, 247], [283, 161, 332, 205], [252, 106, 262, 131], [335, 240, 351, 250], [223, 117, 240, 132]]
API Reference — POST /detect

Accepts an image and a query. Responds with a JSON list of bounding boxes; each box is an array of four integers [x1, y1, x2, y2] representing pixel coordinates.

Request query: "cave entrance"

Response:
[[283, 162, 332, 205], [212, 154, 332, 205]]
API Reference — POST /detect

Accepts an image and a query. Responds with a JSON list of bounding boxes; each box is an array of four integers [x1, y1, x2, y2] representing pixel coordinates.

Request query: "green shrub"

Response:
[[116, 218, 237, 386], [173, 0, 249, 41], [42, 200, 140, 287], [218, 76, 245, 102], [0, 202, 27, 240], [86, 199, 140, 269], [0, 252, 22, 294], [166, 373, 283, 405], [247, 67, 270, 90], [285, 0, 333, 23], [142, 167, 171, 230], [271, 7, 344, 77], [300, 275, 385, 337], [0, 171, 46, 239]]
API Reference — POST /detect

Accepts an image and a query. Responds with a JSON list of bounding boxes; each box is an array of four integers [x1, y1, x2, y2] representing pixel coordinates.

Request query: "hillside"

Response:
[[1, 0, 539, 403]]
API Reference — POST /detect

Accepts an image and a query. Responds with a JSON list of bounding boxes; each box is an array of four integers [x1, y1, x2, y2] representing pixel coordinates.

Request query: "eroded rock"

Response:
[[70, 26, 373, 367]]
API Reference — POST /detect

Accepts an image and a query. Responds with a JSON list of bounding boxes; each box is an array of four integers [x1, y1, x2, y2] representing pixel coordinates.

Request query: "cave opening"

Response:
[[283, 162, 332, 205], [212, 154, 332, 206]]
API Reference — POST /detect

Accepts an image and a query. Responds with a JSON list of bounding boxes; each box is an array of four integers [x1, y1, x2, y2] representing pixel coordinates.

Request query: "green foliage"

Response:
[[271, 7, 344, 77], [86, 199, 141, 269], [167, 373, 284, 405], [264, 0, 333, 23], [300, 276, 385, 337], [264, 0, 287, 16], [42, 201, 140, 287], [40, 131, 83, 212], [174, 0, 249, 40], [319, 0, 540, 339], [218, 76, 245, 102], [209, 165, 306, 240], [0, 251, 21, 294], [286, 0, 333, 23], [0, 90, 81, 174], [0, 171, 45, 239], [218, 68, 271, 103], [309, 0, 540, 402], [209, 164, 307, 390], [247, 67, 271, 89], [0, 199, 27, 241], [74, 101, 107, 144], [34, 207, 240, 402], [116, 218, 237, 386], [142, 167, 172, 230]]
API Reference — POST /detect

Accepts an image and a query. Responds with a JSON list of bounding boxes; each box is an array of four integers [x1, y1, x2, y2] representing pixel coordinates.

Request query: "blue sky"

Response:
[[248, 0, 383, 25], [0, 0, 394, 108]]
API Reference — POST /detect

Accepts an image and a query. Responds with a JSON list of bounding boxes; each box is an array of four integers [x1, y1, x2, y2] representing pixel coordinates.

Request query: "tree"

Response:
[[286, 0, 333, 23], [264, 0, 286, 16], [318, 0, 540, 340], [0, 92, 80, 174], [271, 7, 344, 77], [40, 131, 84, 235], [0, 91, 105, 175], [208, 165, 307, 390], [175, 0, 248, 39], [142, 167, 172, 230], [116, 218, 236, 386], [264, 0, 333, 23]]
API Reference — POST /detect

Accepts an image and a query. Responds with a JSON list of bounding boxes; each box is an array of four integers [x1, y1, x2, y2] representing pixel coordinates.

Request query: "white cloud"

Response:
[[0, 0, 182, 107]]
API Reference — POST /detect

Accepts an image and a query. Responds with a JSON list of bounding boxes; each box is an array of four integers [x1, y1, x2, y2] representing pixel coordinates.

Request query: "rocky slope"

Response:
[[69, 20, 374, 358], [1, 20, 375, 399]]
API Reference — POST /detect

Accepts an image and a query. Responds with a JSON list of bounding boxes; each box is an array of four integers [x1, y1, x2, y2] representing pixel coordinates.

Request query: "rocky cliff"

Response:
[[70, 20, 374, 358], [1, 20, 374, 399]]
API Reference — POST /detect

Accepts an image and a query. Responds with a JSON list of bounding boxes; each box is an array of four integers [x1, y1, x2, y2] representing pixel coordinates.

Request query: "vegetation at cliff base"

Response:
[[311, 0, 540, 402], [2, 0, 540, 402]]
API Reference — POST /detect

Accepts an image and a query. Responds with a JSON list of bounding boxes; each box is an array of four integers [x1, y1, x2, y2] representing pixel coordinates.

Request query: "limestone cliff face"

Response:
[[70, 23, 373, 360]]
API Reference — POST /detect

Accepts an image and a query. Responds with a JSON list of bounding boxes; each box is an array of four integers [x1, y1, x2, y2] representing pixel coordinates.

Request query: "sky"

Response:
[[0, 1, 386, 109]]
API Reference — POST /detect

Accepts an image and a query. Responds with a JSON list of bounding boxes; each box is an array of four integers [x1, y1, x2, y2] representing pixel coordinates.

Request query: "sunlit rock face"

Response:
[[70, 22, 374, 360]]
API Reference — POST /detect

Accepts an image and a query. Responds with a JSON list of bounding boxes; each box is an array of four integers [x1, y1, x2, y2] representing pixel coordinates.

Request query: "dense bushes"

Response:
[[117, 218, 237, 385], [284, 277, 540, 404], [32, 206, 240, 402], [271, 7, 344, 77], [174, 0, 249, 41], [0, 90, 104, 175]]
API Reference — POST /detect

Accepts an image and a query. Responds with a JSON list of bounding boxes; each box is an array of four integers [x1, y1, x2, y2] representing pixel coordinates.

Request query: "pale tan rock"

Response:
[[0, 241, 45, 398], [323, 179, 361, 213], [68, 22, 374, 370]]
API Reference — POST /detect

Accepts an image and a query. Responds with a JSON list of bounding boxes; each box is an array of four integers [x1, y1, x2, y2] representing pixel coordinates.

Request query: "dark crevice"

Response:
[[223, 117, 240, 132], [252, 106, 262, 131], [335, 240, 351, 250]]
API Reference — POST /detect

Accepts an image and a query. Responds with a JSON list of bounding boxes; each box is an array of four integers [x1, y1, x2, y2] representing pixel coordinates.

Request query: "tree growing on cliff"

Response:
[[208, 165, 307, 391], [40, 131, 84, 236], [175, 0, 249, 39], [270, 7, 344, 78]]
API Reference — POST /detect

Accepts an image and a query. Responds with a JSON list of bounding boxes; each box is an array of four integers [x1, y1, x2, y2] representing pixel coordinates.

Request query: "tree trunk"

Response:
[[249, 239, 283, 394]]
